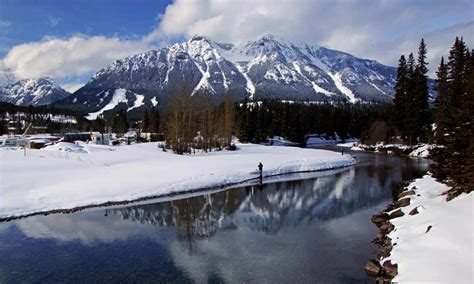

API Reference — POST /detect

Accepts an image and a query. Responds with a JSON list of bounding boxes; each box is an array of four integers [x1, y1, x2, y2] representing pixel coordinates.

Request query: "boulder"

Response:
[[397, 189, 416, 199], [364, 259, 382, 277], [396, 198, 411, 207], [382, 244, 393, 257], [372, 233, 385, 244], [384, 203, 396, 212], [409, 207, 419, 215], [379, 222, 395, 234], [376, 277, 391, 284], [383, 237, 392, 247], [383, 260, 398, 279], [389, 209, 404, 219], [372, 212, 390, 224]]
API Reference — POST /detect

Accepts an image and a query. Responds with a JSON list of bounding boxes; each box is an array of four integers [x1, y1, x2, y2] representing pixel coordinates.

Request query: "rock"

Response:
[[397, 189, 416, 199], [409, 207, 419, 215], [446, 190, 461, 201], [383, 237, 392, 247], [384, 203, 396, 212], [389, 209, 404, 219], [372, 233, 385, 244], [426, 225, 432, 233], [382, 244, 393, 257], [379, 222, 395, 234], [383, 260, 398, 279], [376, 277, 391, 284], [372, 212, 390, 224], [396, 198, 411, 207], [364, 259, 382, 277]]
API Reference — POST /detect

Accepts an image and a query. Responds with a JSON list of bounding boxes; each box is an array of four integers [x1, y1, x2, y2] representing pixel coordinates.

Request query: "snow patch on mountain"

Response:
[[127, 93, 145, 112], [150, 97, 158, 107], [236, 65, 255, 99], [86, 89, 128, 120], [328, 72, 359, 103]]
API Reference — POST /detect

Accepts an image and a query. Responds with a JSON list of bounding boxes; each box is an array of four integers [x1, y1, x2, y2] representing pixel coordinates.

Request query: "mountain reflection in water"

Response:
[[0, 151, 428, 284]]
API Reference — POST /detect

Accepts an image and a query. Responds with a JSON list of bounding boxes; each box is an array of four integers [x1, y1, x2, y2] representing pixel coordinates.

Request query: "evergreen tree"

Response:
[[141, 109, 150, 132], [434, 57, 449, 144], [112, 109, 128, 134], [405, 52, 417, 144], [413, 38, 431, 141], [393, 55, 408, 139], [432, 37, 473, 192], [149, 107, 160, 133]]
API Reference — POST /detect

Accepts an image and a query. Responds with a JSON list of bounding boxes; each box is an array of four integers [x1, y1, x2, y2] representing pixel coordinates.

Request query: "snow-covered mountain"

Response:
[[0, 77, 71, 106], [0, 67, 16, 87], [58, 34, 400, 116]]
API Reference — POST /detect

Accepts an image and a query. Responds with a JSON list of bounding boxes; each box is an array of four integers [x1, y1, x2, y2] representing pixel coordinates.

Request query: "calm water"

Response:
[[0, 150, 428, 283]]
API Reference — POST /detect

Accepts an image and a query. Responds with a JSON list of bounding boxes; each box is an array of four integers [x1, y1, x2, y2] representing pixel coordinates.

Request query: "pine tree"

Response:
[[434, 57, 449, 144], [141, 109, 150, 132], [413, 38, 431, 142], [393, 55, 408, 140], [432, 37, 473, 192], [405, 52, 417, 144]]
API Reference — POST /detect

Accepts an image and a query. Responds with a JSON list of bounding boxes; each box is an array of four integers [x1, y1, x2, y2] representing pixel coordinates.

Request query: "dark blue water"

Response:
[[0, 150, 428, 283]]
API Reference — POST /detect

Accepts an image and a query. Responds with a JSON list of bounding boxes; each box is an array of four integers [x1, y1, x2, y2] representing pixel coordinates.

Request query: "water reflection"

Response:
[[0, 151, 428, 283]]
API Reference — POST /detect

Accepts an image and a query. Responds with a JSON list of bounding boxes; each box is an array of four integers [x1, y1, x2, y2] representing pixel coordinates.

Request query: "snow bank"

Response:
[[385, 175, 473, 283], [351, 143, 437, 158], [0, 143, 355, 219], [408, 144, 434, 158]]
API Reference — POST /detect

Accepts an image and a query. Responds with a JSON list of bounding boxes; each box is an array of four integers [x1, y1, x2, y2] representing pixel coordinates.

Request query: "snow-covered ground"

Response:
[[0, 142, 355, 219], [385, 174, 473, 283], [350, 143, 436, 158]]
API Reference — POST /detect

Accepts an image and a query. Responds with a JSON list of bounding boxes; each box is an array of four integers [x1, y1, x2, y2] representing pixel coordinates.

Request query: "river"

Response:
[[0, 149, 428, 283]]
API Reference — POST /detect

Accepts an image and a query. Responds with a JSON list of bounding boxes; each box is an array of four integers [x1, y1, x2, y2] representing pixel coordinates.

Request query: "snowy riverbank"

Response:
[[368, 174, 473, 282], [0, 142, 355, 220], [349, 142, 436, 158]]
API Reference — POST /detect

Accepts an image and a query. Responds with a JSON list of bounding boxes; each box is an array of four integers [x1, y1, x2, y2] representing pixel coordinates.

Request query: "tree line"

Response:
[[393, 39, 431, 144], [235, 99, 393, 144], [430, 37, 473, 192]]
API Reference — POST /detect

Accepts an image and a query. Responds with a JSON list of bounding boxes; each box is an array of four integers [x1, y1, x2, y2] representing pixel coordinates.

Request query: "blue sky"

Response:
[[0, 0, 172, 56], [1, 0, 472, 91]]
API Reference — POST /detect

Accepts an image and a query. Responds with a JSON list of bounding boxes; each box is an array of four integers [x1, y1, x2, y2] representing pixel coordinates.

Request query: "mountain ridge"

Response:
[[0, 77, 71, 106], [56, 34, 402, 117]]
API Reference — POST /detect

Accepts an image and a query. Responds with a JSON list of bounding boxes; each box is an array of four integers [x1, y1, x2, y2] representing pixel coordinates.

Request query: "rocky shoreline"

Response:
[[364, 176, 469, 283], [364, 182, 417, 283]]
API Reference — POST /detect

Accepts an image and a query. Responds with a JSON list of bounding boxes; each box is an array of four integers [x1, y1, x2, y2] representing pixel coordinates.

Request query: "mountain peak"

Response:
[[189, 34, 211, 43], [0, 77, 70, 106], [56, 34, 405, 115]]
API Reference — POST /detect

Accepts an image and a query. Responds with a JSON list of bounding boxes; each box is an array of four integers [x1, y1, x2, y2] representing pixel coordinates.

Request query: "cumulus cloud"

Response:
[[1, 0, 473, 83], [157, 0, 474, 70], [2, 35, 153, 80]]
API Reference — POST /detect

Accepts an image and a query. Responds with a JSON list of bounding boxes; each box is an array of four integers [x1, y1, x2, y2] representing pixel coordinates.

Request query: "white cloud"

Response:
[[156, 0, 474, 70], [61, 82, 84, 93], [2, 35, 153, 80], [1, 0, 473, 83]]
